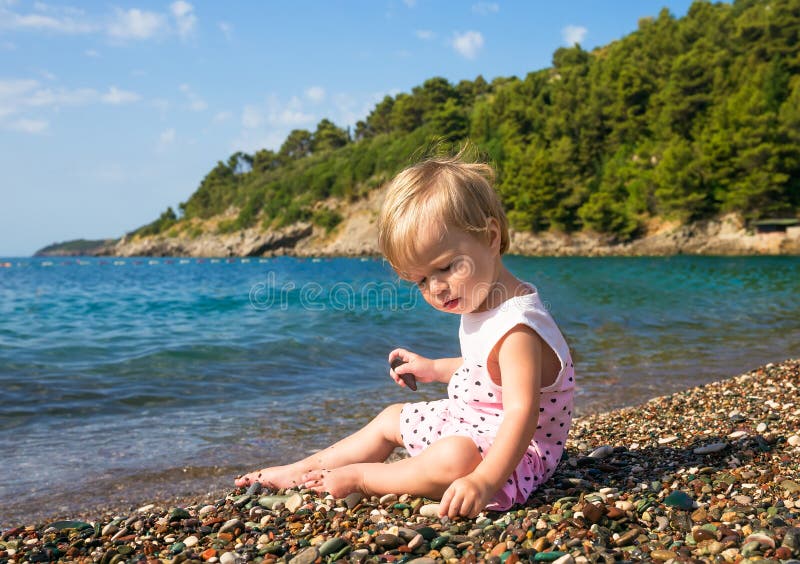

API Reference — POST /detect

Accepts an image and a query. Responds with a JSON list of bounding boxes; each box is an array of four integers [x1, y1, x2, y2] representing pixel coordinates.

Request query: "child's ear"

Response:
[[486, 218, 502, 253]]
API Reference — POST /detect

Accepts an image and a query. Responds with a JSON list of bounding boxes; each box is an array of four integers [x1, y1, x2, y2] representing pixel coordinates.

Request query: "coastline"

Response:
[[36, 209, 800, 258], [3, 359, 798, 562]]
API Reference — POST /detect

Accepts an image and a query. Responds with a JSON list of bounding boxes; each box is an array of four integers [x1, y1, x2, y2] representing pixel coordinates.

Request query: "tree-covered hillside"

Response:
[[137, 0, 800, 242]]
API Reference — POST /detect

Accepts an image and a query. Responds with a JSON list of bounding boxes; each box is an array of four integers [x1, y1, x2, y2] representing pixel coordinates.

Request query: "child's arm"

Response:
[[438, 325, 543, 518], [389, 348, 462, 386]]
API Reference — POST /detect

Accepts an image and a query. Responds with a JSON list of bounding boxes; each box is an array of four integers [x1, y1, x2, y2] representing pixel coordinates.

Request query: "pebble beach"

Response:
[[3, 359, 799, 564]]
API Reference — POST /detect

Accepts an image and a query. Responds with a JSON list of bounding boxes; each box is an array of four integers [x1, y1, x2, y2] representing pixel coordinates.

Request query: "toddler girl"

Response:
[[236, 153, 574, 518]]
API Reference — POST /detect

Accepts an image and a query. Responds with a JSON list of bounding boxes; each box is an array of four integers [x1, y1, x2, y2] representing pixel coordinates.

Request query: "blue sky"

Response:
[[1, 0, 699, 257]]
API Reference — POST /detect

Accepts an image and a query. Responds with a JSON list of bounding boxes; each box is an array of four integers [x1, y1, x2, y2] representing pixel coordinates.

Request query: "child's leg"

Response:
[[302, 435, 482, 499], [235, 403, 406, 489]]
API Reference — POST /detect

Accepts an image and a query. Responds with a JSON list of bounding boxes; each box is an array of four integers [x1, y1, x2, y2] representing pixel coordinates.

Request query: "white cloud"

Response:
[[179, 84, 207, 111], [305, 86, 325, 103], [241, 105, 263, 129], [0, 78, 139, 129], [213, 110, 232, 123], [158, 127, 176, 149], [415, 29, 434, 40], [472, 2, 499, 15], [170, 1, 195, 39], [107, 8, 166, 40], [84, 48, 99, 57], [402, 0, 416, 6], [0, 8, 95, 33], [273, 95, 314, 126], [562, 24, 587, 46], [8, 117, 48, 133], [451, 30, 484, 59], [102, 86, 140, 105], [218, 20, 233, 40]]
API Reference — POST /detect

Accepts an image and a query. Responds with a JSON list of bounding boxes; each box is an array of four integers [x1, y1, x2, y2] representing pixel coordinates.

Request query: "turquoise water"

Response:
[[1, 255, 798, 526]]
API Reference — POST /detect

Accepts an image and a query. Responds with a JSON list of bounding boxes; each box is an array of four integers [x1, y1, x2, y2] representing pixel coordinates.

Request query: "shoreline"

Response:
[[3, 359, 798, 562], [34, 212, 800, 258]]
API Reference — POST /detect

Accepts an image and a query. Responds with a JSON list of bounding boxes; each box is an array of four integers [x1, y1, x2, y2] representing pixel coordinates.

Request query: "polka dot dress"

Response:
[[399, 288, 575, 511]]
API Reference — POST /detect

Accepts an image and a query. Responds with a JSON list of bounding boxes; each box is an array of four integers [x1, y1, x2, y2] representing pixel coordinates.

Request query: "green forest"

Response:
[[136, 0, 800, 242]]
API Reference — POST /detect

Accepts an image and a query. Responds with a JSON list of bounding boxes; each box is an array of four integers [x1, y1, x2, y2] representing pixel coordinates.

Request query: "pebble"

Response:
[[588, 445, 614, 459], [219, 551, 237, 564], [693, 441, 728, 454], [419, 503, 440, 517], [5, 359, 799, 564], [284, 492, 303, 512]]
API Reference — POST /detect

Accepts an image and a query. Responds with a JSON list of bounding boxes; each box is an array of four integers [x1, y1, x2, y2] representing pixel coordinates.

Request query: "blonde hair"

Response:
[[378, 151, 510, 274]]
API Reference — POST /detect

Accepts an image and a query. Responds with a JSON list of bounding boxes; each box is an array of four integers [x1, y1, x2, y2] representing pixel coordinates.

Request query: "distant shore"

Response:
[[35, 211, 800, 259], [4, 358, 798, 563]]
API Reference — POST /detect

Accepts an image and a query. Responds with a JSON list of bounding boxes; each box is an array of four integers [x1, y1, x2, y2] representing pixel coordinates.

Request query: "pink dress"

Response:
[[399, 287, 575, 510]]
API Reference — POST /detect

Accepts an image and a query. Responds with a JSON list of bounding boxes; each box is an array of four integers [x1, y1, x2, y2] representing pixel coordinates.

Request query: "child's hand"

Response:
[[438, 474, 494, 518], [388, 349, 437, 388]]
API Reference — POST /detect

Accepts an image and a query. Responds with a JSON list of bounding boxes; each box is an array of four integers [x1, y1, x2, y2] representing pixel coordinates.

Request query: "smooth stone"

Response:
[[409, 559, 437, 564], [430, 536, 449, 550], [419, 503, 441, 518], [440, 546, 457, 559], [615, 500, 634, 512], [101, 523, 119, 536], [379, 493, 398, 505], [319, 537, 347, 557], [233, 494, 251, 508], [533, 552, 568, 562], [614, 528, 640, 547], [219, 519, 244, 534], [728, 430, 748, 439], [407, 533, 424, 550], [756, 422, 767, 433], [744, 533, 775, 548], [693, 529, 716, 542], [734, 495, 753, 505], [588, 445, 614, 459], [137, 503, 155, 513], [582, 503, 604, 524], [693, 442, 728, 455], [375, 533, 403, 549], [170, 542, 186, 555], [343, 492, 363, 509], [245, 481, 262, 496], [291, 546, 320, 564], [397, 527, 418, 542], [220, 552, 237, 564], [259, 495, 290, 509], [650, 549, 678, 561], [198, 504, 216, 516], [48, 520, 92, 531], [416, 526, 437, 541], [169, 508, 191, 521], [664, 490, 694, 510], [788, 435, 800, 446], [552, 555, 575, 564], [184, 535, 199, 548], [658, 435, 678, 444], [285, 493, 304, 512]]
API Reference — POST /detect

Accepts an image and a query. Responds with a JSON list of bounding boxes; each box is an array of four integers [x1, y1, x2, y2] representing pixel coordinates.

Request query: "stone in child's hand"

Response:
[[390, 357, 417, 391]]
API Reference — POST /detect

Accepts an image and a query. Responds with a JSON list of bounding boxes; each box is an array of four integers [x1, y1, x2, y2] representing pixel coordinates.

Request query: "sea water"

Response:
[[0, 255, 798, 526]]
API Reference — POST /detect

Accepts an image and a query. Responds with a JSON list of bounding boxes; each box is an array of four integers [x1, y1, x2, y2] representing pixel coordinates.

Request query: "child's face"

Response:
[[399, 222, 501, 314]]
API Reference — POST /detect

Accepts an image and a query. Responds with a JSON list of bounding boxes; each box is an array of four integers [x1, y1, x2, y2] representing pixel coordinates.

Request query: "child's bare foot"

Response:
[[235, 462, 310, 489], [302, 466, 366, 498]]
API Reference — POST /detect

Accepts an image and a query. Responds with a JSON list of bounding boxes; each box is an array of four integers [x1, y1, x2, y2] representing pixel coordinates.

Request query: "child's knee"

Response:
[[435, 436, 481, 477]]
